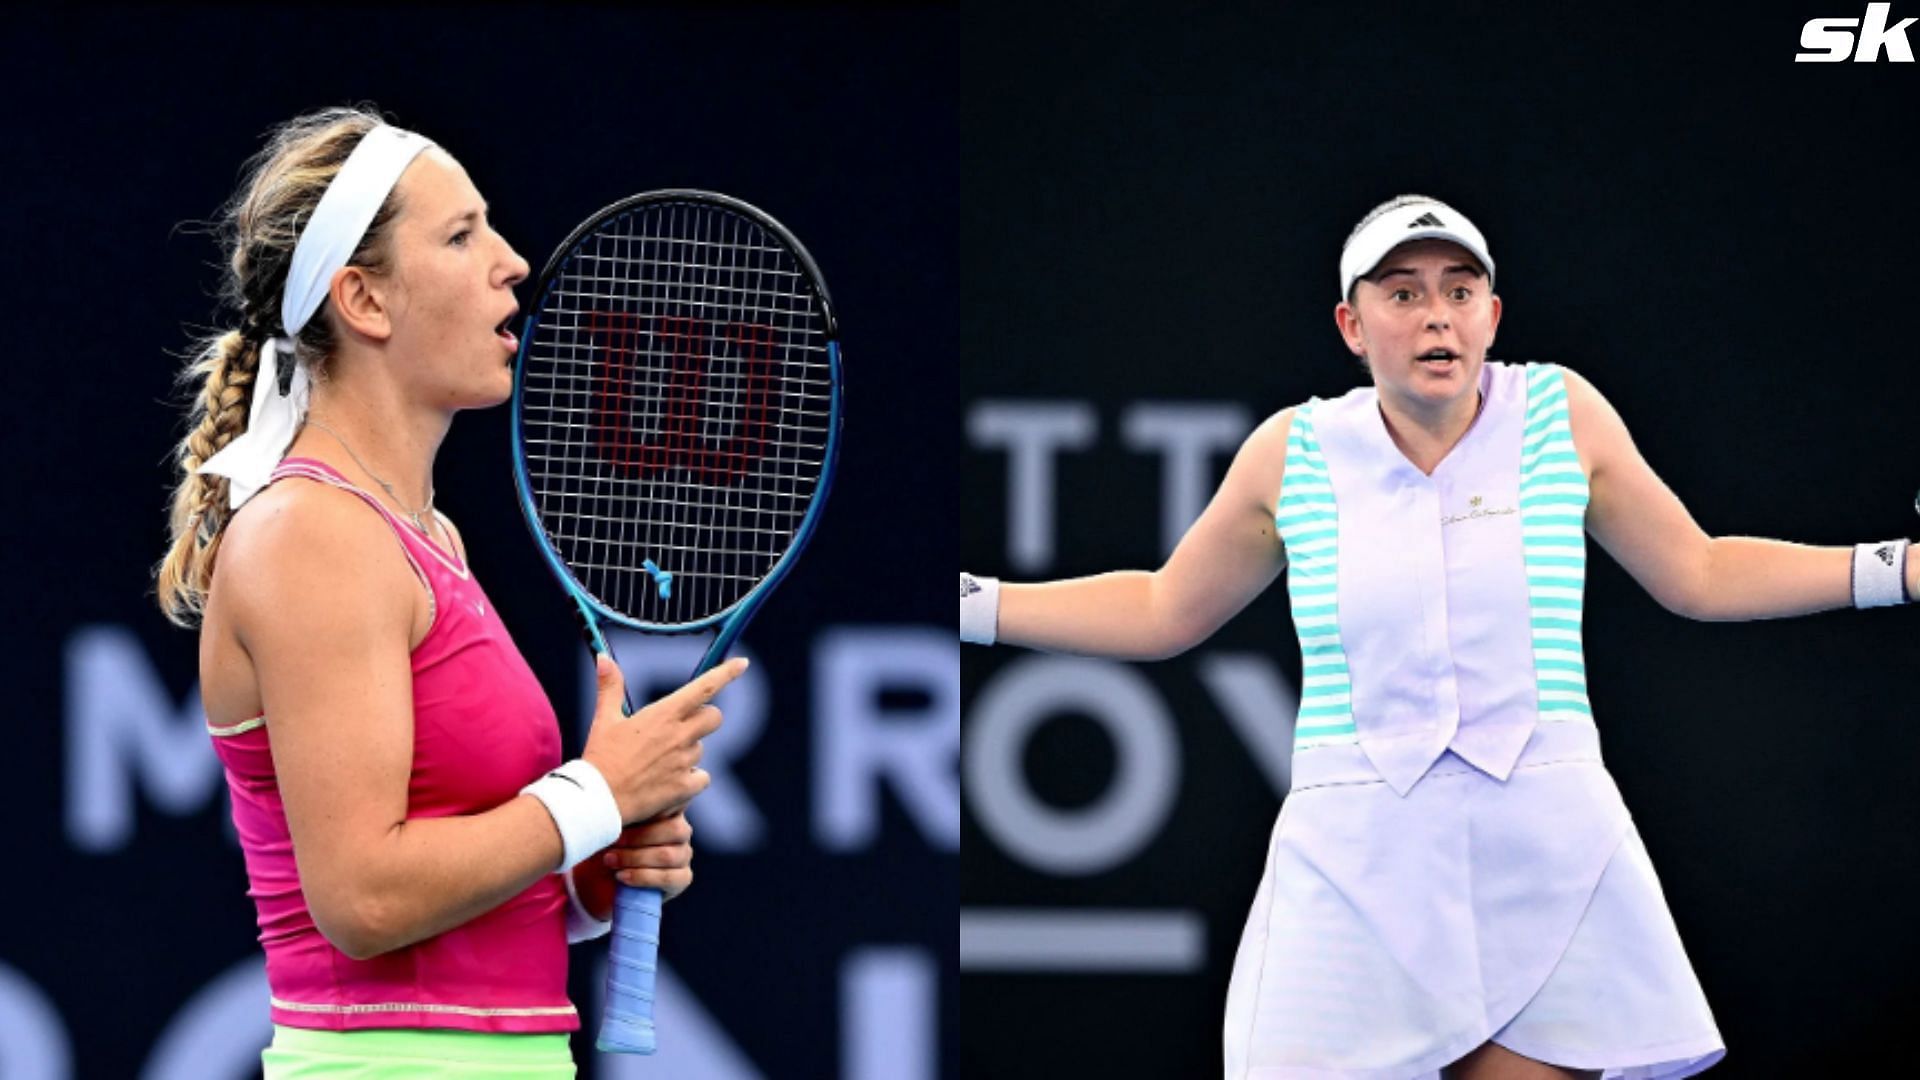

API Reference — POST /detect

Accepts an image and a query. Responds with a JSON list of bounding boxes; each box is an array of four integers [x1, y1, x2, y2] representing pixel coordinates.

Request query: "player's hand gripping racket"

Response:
[[509, 191, 842, 1054]]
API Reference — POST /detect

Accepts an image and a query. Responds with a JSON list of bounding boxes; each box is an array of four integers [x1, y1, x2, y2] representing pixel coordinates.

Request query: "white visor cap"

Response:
[[1339, 198, 1494, 300]]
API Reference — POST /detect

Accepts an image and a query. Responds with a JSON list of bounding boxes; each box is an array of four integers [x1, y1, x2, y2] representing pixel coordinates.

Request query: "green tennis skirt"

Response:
[[261, 1024, 575, 1078]]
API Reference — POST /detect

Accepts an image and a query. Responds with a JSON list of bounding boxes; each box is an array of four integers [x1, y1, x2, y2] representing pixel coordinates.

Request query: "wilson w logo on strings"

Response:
[[586, 311, 782, 483]]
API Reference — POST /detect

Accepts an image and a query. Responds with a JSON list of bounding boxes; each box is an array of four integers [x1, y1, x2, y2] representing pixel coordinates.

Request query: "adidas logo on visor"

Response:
[[1407, 211, 1445, 228]]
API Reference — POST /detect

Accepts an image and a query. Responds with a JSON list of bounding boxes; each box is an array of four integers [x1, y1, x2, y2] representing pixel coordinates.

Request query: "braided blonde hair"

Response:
[[156, 105, 407, 627]]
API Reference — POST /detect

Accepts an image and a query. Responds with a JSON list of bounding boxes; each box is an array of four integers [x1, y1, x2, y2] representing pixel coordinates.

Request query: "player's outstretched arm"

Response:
[[963, 408, 1295, 660], [1571, 368, 1913, 621]]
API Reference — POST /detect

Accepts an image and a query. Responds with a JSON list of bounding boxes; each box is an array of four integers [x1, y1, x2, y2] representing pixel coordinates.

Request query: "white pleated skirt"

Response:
[[1223, 722, 1725, 1079]]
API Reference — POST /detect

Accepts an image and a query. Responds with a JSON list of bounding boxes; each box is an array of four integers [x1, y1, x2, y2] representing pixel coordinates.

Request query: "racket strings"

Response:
[[519, 200, 834, 628]]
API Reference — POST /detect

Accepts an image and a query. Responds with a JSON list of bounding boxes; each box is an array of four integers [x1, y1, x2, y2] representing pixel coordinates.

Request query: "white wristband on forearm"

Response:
[[520, 759, 623, 873], [1852, 539, 1912, 609], [961, 573, 1001, 645], [561, 861, 614, 943]]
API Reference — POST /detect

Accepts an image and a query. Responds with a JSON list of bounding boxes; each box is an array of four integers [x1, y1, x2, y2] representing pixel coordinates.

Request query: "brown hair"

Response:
[[155, 105, 407, 627]]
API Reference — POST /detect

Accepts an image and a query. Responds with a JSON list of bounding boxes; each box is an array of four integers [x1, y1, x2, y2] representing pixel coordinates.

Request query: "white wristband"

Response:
[[520, 759, 623, 873], [560, 861, 614, 943], [961, 573, 1001, 645], [1852, 539, 1911, 609]]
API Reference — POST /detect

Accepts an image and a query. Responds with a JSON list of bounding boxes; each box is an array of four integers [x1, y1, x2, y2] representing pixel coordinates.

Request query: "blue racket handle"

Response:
[[596, 884, 664, 1053]]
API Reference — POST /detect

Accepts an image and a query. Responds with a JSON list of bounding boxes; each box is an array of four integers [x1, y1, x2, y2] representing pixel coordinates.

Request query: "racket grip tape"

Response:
[[596, 884, 664, 1054]]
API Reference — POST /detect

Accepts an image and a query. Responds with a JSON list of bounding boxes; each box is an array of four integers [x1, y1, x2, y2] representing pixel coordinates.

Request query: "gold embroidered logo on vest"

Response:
[[1442, 493, 1518, 527]]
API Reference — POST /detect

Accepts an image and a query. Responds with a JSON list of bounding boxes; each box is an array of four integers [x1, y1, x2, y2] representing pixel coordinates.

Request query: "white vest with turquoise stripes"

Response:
[[1276, 361, 1593, 797]]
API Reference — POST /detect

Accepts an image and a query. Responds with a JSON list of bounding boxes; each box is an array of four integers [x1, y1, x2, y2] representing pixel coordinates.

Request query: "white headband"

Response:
[[197, 125, 435, 509], [1339, 198, 1494, 300]]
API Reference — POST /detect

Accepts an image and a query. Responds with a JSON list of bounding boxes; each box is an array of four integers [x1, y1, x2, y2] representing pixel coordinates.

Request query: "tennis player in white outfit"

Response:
[[961, 194, 1917, 1080]]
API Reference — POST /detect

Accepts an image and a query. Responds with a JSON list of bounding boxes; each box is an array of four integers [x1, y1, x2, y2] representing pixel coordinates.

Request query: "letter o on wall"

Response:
[[964, 656, 1179, 876]]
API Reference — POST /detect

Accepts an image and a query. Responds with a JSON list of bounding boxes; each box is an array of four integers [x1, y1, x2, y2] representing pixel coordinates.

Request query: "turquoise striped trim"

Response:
[[1279, 401, 1359, 749], [1523, 450, 1583, 468], [1522, 470, 1586, 487], [1520, 492, 1588, 508], [1527, 556, 1587, 569], [1275, 508, 1336, 525], [1520, 363, 1594, 722]]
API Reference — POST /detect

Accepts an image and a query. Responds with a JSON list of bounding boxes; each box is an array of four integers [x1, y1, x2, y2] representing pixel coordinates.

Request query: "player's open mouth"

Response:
[[1418, 349, 1458, 368], [495, 312, 519, 353]]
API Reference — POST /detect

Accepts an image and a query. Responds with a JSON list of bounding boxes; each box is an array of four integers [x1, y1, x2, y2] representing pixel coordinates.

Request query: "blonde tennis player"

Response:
[[156, 106, 743, 1078]]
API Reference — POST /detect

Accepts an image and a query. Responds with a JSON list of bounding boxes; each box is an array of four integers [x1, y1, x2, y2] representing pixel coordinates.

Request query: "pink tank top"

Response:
[[207, 457, 575, 1033]]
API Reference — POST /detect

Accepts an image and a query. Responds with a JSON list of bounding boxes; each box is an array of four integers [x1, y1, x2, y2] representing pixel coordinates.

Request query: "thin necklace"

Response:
[[305, 415, 436, 535]]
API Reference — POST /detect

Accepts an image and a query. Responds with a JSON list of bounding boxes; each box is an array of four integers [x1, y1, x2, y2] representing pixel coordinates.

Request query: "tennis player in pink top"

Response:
[[155, 106, 745, 1078]]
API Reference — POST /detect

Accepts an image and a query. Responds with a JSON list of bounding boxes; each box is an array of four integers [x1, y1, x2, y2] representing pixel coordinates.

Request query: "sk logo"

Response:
[[1797, 3, 1916, 61]]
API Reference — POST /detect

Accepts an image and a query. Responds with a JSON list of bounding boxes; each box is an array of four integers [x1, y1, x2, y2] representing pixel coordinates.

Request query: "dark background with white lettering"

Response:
[[1, 5, 955, 1079], [963, 2, 1920, 1077]]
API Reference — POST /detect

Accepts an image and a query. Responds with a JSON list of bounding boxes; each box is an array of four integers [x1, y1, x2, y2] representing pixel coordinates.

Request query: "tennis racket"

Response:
[[508, 190, 842, 1054]]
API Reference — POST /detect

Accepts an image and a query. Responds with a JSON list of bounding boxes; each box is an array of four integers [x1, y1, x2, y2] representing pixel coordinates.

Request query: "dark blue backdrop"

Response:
[[1, 6, 955, 1079]]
